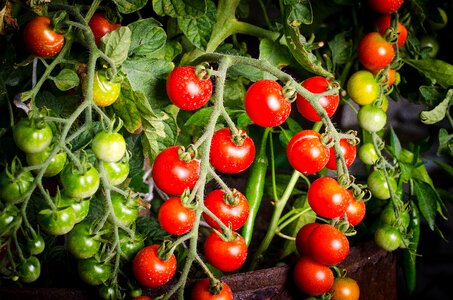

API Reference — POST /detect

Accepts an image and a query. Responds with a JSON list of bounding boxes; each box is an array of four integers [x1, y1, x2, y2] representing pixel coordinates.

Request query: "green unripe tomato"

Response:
[[13, 118, 53, 154], [26, 146, 67, 177], [358, 105, 387, 132], [92, 131, 126, 163], [358, 143, 379, 165], [367, 169, 397, 200]]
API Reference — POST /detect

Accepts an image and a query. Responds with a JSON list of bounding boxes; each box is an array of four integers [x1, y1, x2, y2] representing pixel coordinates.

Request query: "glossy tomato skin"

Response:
[[329, 277, 360, 300], [293, 256, 334, 296], [358, 143, 379, 165], [374, 224, 402, 251], [342, 195, 366, 226], [357, 105, 387, 132], [158, 197, 195, 235], [77, 258, 112, 286], [367, 169, 397, 200], [308, 224, 350, 265], [91, 70, 122, 107], [133, 244, 177, 288], [166, 66, 213, 110], [287, 130, 330, 175], [191, 278, 233, 300], [0, 168, 34, 203], [38, 205, 76, 236], [210, 128, 256, 174], [325, 138, 357, 170], [26, 146, 67, 177], [297, 76, 339, 122], [13, 118, 53, 154], [308, 177, 351, 219], [151, 146, 200, 196], [367, 0, 403, 14], [102, 159, 129, 186], [67, 223, 101, 259], [110, 193, 139, 227], [375, 15, 408, 48], [202, 189, 249, 231], [18, 256, 41, 283], [357, 32, 395, 72], [92, 130, 126, 162], [346, 70, 380, 106], [88, 12, 121, 45], [60, 163, 100, 199], [23, 16, 64, 58], [295, 222, 320, 256], [244, 80, 291, 127], [204, 231, 247, 272]]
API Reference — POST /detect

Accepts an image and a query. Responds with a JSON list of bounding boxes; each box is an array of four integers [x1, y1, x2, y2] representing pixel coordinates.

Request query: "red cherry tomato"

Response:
[[88, 12, 121, 45], [293, 256, 334, 296], [202, 189, 250, 231], [296, 76, 339, 122], [158, 197, 196, 235], [325, 138, 357, 170], [307, 177, 351, 219], [295, 222, 320, 256], [203, 231, 247, 272], [166, 66, 213, 110], [191, 278, 233, 300], [375, 15, 408, 48], [367, 0, 404, 14], [341, 192, 366, 226], [132, 245, 176, 288], [210, 128, 256, 174], [151, 146, 200, 196], [357, 32, 395, 72], [287, 130, 330, 175], [23, 16, 64, 58], [307, 224, 350, 265], [244, 80, 291, 127]]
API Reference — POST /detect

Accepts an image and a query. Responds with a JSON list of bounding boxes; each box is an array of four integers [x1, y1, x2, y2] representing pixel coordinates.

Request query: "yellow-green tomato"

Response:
[[26, 146, 67, 177], [92, 70, 121, 107], [347, 70, 380, 106], [358, 143, 379, 165]]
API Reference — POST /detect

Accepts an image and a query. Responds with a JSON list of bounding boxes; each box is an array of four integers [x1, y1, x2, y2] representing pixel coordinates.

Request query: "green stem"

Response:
[[249, 170, 301, 270]]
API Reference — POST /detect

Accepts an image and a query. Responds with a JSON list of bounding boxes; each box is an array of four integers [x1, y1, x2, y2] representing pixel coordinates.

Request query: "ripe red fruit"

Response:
[[23, 16, 64, 58], [375, 15, 408, 48], [367, 0, 404, 14], [293, 256, 334, 296], [296, 76, 340, 122], [88, 12, 121, 45], [307, 177, 351, 219], [357, 32, 395, 72]]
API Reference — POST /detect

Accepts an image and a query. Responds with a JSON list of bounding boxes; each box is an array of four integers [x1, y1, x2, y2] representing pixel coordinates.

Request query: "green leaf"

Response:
[[281, 1, 332, 77], [53, 69, 80, 91], [135, 93, 178, 161], [388, 126, 401, 159], [420, 89, 453, 124], [405, 59, 453, 88], [284, 0, 313, 26], [438, 128, 453, 156], [70, 122, 103, 152], [419, 85, 445, 107], [184, 107, 213, 126], [122, 57, 174, 109], [177, 0, 216, 50], [126, 134, 144, 178], [223, 79, 246, 109], [136, 216, 169, 242], [259, 39, 292, 68], [128, 18, 167, 57], [112, 85, 142, 133], [236, 112, 252, 129], [113, 0, 148, 14], [414, 179, 440, 231], [433, 160, 453, 178], [35, 91, 62, 115], [265, 173, 304, 199], [153, 0, 207, 18], [328, 31, 353, 67], [285, 117, 303, 136], [100, 27, 132, 66]]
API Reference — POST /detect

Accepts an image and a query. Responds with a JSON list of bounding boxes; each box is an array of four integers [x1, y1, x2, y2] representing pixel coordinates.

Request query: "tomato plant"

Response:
[[23, 16, 64, 58], [202, 189, 249, 231], [1, 0, 452, 298], [329, 277, 360, 300], [158, 197, 195, 235], [244, 80, 291, 127], [191, 278, 233, 300], [293, 256, 334, 296], [287, 130, 330, 175], [166, 66, 213, 110], [132, 244, 177, 288], [296, 76, 339, 122], [209, 128, 256, 174], [203, 231, 248, 272]]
